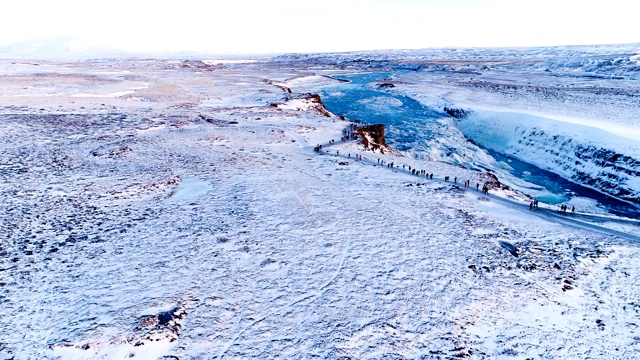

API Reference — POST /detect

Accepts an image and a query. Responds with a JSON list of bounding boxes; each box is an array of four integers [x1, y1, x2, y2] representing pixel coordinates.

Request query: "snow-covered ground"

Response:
[[1, 55, 640, 359]]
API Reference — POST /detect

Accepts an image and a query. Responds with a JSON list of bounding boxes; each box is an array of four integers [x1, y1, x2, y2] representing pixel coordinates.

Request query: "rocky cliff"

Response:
[[356, 124, 398, 155]]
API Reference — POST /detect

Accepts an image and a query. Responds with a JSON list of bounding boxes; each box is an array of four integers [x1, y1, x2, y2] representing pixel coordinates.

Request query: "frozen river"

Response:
[[320, 72, 640, 219]]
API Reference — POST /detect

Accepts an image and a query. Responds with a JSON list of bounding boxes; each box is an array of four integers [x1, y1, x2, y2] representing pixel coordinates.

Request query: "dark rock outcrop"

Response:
[[357, 124, 386, 149], [444, 107, 468, 119], [355, 124, 401, 155], [305, 94, 332, 117], [180, 60, 218, 71]]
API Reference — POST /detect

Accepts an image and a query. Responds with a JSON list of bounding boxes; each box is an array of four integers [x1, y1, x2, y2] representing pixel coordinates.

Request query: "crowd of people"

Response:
[[325, 125, 592, 216], [559, 204, 575, 213], [324, 126, 589, 216], [326, 135, 494, 196], [529, 199, 540, 210]]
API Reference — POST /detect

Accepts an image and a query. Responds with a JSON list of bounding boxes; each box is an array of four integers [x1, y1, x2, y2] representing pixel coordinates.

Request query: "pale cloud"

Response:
[[1, 0, 637, 53]]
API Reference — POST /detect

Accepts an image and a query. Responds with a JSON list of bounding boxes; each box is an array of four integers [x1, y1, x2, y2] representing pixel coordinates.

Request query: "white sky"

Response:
[[1, 0, 638, 54]]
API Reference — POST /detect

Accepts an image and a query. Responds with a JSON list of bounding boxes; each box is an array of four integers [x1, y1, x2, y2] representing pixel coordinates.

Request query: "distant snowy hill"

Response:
[[274, 43, 640, 80], [0, 37, 276, 60], [0, 37, 135, 60]]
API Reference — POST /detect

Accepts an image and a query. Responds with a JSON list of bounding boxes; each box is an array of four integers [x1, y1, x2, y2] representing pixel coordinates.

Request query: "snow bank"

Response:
[[51, 338, 174, 360]]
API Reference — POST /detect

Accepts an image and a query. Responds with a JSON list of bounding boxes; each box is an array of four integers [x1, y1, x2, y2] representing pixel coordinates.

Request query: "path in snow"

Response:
[[315, 129, 640, 243]]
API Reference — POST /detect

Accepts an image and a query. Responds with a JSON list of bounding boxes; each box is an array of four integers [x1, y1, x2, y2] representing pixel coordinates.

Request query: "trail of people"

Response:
[[313, 126, 640, 243]]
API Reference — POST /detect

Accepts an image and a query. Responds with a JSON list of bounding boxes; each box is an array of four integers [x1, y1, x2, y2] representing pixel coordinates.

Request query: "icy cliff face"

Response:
[[456, 111, 640, 204]]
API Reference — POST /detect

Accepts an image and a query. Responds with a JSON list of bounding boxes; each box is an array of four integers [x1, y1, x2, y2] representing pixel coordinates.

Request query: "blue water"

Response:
[[320, 72, 447, 152], [320, 72, 640, 219]]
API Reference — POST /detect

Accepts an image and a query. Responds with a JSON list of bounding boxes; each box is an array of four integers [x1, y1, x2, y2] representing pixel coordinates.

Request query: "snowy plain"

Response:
[[0, 47, 640, 359]]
